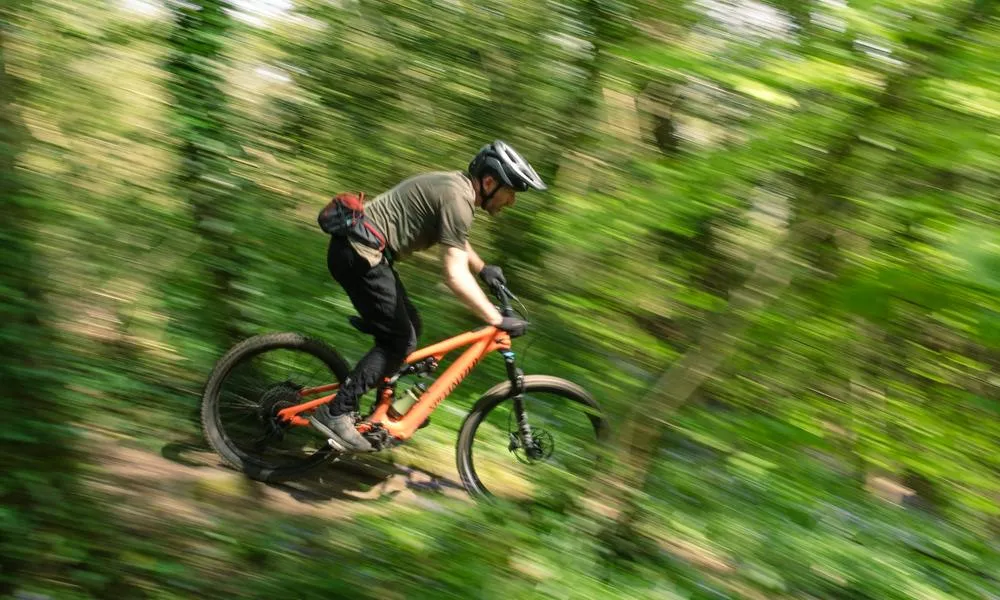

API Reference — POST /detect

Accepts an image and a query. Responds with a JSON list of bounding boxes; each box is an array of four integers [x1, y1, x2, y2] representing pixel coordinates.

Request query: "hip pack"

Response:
[[317, 192, 386, 252]]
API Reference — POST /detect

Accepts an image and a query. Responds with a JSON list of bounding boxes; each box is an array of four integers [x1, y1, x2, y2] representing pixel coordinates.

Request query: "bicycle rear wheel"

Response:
[[201, 333, 350, 482], [456, 375, 608, 501]]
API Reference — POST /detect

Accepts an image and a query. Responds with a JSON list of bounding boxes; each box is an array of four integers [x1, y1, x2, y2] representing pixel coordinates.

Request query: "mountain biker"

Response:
[[310, 141, 546, 452]]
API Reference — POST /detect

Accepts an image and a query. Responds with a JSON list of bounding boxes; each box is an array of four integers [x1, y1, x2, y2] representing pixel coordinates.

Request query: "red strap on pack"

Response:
[[334, 191, 366, 212], [319, 191, 386, 252], [363, 221, 386, 251]]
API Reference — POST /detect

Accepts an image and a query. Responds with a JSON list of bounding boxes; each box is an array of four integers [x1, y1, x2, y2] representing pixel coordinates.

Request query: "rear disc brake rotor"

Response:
[[258, 382, 302, 435]]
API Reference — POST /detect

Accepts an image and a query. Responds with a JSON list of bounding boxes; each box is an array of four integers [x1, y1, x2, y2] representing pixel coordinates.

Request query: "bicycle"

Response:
[[200, 284, 608, 499]]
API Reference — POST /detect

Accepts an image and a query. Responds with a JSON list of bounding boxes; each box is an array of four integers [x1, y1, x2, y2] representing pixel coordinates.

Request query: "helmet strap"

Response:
[[480, 176, 501, 203]]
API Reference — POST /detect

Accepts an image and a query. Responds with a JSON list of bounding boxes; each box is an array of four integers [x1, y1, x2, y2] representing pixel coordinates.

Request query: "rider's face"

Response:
[[481, 177, 516, 216]]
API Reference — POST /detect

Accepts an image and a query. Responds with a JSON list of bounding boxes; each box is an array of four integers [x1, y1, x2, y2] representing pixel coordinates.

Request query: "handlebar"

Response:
[[491, 283, 518, 318], [489, 283, 529, 338]]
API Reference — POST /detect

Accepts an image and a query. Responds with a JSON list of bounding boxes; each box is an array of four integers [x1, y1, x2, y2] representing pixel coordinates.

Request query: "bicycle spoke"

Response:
[[220, 393, 261, 412], [299, 364, 325, 388], [250, 429, 281, 451], [290, 352, 317, 385], [466, 388, 603, 501], [222, 412, 258, 428], [209, 340, 344, 473]]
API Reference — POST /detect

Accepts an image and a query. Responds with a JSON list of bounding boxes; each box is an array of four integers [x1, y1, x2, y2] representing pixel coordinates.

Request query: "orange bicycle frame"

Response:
[[276, 326, 512, 441]]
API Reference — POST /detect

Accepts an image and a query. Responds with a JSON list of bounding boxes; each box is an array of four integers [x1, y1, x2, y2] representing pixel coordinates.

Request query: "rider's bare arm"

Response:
[[443, 246, 503, 326], [464, 241, 485, 275]]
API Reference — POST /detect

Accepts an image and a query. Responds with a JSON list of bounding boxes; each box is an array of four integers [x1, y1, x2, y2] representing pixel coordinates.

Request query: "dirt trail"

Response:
[[81, 430, 473, 528], [78, 430, 745, 594]]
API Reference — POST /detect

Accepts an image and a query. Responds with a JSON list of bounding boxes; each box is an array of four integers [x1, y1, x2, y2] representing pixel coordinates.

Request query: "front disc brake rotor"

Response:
[[510, 429, 555, 465]]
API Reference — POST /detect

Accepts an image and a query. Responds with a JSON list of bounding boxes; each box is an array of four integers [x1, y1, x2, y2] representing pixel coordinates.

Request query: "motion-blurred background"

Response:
[[3, 0, 1000, 598]]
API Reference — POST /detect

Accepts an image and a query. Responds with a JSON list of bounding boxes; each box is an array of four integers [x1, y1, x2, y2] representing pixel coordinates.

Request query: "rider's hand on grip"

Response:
[[478, 264, 507, 293], [497, 316, 529, 338]]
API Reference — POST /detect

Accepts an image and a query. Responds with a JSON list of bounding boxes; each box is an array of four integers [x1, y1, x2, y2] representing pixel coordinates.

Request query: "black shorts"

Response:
[[326, 236, 420, 355]]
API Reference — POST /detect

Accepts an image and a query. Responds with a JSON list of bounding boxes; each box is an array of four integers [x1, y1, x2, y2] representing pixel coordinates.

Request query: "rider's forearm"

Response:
[[443, 243, 503, 325], [465, 241, 486, 275], [445, 268, 503, 326], [443, 247, 502, 325]]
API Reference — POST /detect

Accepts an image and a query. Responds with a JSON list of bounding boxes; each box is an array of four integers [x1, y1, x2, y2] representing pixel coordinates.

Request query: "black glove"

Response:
[[497, 316, 529, 338], [478, 264, 507, 291]]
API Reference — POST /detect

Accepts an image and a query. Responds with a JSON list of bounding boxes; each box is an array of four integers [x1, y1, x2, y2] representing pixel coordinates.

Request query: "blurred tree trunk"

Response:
[[602, 0, 998, 547], [165, 0, 245, 352]]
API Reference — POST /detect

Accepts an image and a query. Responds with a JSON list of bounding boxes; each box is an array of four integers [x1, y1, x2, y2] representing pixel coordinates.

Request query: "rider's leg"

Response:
[[312, 237, 419, 450], [401, 280, 422, 340], [328, 258, 418, 415]]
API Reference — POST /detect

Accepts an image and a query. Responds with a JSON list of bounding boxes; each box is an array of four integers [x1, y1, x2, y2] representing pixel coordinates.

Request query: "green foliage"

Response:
[[4, 0, 1000, 596], [165, 0, 259, 353], [0, 4, 139, 596]]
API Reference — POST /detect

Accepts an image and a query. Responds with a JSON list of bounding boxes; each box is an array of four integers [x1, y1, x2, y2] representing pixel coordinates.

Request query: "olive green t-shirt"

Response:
[[351, 171, 476, 265]]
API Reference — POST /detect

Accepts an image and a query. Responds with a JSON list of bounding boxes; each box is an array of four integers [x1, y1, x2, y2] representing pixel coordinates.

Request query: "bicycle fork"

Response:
[[502, 351, 542, 459]]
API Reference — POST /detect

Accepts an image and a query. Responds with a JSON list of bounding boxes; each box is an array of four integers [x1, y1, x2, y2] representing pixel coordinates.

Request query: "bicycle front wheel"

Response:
[[456, 375, 608, 501]]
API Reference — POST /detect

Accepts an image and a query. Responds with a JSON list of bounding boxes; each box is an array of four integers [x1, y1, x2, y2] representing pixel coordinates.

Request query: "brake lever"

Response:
[[492, 284, 513, 317], [495, 283, 518, 303]]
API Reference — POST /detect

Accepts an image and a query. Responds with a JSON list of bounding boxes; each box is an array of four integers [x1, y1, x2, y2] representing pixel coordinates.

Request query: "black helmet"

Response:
[[468, 140, 547, 192]]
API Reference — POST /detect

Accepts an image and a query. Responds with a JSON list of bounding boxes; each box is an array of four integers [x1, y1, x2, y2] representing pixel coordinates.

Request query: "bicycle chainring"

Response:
[[361, 422, 397, 452]]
